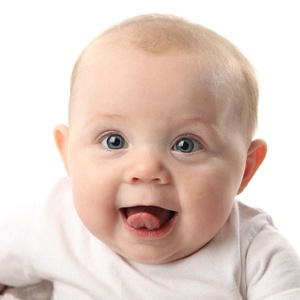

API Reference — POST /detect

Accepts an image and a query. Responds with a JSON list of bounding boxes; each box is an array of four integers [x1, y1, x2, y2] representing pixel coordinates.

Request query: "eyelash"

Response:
[[98, 132, 203, 154]]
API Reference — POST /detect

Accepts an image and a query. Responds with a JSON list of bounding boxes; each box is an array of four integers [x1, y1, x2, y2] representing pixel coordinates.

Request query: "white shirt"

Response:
[[1, 178, 300, 299]]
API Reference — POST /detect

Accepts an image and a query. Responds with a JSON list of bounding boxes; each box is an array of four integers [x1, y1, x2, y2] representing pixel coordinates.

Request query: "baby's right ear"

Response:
[[54, 124, 70, 174]]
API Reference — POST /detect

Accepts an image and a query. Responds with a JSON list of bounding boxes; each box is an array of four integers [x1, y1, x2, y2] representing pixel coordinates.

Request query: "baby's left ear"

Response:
[[237, 139, 267, 194]]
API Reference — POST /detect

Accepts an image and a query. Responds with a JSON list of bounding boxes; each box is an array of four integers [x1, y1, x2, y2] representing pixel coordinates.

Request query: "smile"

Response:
[[120, 206, 178, 239]]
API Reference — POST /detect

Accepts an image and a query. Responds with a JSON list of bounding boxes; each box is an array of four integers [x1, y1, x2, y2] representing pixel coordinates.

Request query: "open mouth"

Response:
[[120, 206, 177, 233]]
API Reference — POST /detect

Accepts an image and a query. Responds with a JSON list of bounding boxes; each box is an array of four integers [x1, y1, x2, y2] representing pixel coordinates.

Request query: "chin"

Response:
[[119, 246, 179, 265]]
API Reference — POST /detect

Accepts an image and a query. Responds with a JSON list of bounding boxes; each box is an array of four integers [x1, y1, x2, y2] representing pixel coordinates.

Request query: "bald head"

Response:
[[69, 14, 258, 140]]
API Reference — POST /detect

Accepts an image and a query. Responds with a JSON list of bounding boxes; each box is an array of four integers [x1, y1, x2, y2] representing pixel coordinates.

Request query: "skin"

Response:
[[54, 45, 267, 264]]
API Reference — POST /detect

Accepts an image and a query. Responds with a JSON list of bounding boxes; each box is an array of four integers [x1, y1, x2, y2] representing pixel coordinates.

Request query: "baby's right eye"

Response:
[[101, 134, 128, 150]]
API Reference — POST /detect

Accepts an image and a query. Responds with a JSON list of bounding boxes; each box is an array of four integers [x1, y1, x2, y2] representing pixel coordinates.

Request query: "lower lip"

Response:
[[121, 211, 178, 240]]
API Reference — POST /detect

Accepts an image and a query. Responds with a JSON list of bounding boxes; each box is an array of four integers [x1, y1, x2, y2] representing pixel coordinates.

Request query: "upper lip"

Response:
[[120, 204, 179, 220], [118, 188, 179, 217], [121, 204, 177, 212]]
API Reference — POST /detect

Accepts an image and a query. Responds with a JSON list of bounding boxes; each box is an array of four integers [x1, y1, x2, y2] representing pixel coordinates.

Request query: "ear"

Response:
[[237, 139, 267, 194], [54, 124, 70, 175]]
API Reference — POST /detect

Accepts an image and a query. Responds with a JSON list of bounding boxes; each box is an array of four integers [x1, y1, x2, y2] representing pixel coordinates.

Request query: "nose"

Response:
[[123, 150, 171, 185]]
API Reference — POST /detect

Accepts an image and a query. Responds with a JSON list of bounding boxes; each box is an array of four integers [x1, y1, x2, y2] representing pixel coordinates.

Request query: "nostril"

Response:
[[131, 177, 160, 183], [124, 157, 171, 185]]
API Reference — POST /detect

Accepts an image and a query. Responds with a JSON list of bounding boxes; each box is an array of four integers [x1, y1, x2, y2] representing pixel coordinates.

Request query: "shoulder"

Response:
[[234, 201, 300, 299], [34, 177, 87, 248], [0, 178, 71, 285], [235, 200, 274, 247]]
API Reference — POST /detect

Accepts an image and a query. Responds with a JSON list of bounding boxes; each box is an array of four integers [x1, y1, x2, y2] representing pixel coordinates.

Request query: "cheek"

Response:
[[178, 163, 241, 226], [183, 178, 234, 223], [68, 146, 117, 193], [177, 176, 235, 250], [71, 180, 119, 241], [67, 154, 120, 238], [181, 162, 238, 200]]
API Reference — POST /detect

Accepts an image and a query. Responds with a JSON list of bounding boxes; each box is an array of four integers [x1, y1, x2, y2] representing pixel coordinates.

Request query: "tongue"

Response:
[[125, 206, 172, 230]]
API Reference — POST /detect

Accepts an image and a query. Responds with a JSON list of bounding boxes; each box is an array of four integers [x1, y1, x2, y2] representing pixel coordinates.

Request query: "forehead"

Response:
[[71, 44, 228, 122], [69, 41, 251, 146]]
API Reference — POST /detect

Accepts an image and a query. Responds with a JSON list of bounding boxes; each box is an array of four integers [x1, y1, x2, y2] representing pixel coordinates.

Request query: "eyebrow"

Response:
[[176, 116, 221, 137], [175, 114, 219, 127], [83, 112, 127, 126], [83, 112, 220, 138]]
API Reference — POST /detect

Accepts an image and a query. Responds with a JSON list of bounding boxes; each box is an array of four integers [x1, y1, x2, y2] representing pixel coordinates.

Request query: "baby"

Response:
[[1, 14, 300, 299]]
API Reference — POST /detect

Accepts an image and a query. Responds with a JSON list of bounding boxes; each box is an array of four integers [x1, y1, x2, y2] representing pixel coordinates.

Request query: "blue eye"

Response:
[[173, 137, 202, 153], [101, 134, 127, 150]]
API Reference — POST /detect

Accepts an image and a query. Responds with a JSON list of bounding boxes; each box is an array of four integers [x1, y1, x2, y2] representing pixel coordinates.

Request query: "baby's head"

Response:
[[55, 14, 267, 264], [70, 14, 258, 140]]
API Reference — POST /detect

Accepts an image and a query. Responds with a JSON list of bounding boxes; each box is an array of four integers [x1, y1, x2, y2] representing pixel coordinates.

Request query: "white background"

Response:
[[0, 0, 299, 254]]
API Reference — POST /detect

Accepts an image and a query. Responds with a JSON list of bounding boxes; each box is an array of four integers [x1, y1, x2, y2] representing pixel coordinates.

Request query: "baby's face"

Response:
[[63, 45, 249, 263]]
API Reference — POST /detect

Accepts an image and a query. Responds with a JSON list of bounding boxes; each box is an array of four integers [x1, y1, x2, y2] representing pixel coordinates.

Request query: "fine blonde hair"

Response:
[[70, 14, 259, 140]]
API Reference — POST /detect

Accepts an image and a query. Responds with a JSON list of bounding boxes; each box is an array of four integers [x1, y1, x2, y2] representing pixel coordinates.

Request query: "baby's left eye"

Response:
[[172, 137, 202, 153]]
